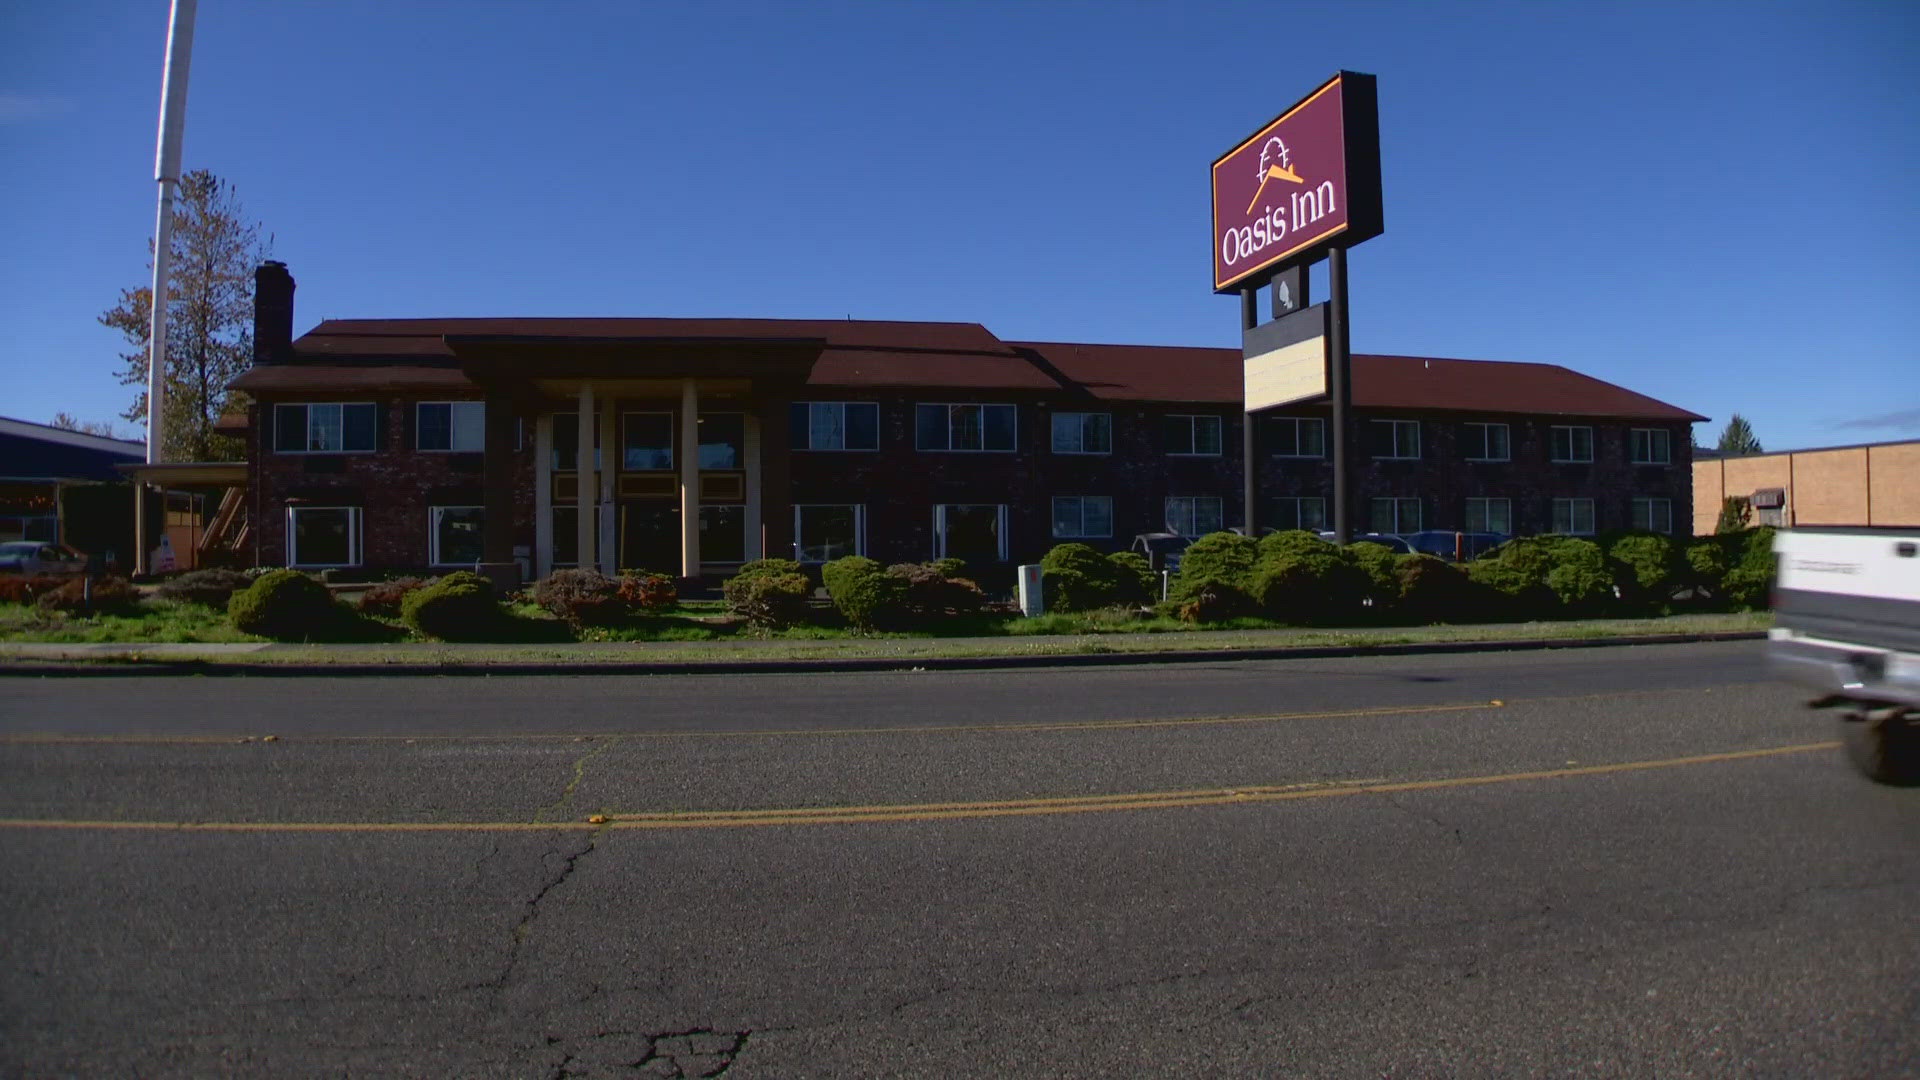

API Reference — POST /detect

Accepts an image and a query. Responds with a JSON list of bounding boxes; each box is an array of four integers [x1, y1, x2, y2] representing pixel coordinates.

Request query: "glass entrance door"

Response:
[[619, 502, 680, 575]]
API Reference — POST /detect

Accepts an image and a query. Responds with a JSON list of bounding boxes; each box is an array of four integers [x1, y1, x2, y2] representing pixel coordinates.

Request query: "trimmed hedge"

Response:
[[1393, 554, 1477, 623], [887, 562, 986, 618], [1109, 550, 1157, 602], [1170, 531, 1260, 606], [1605, 533, 1680, 612], [401, 571, 500, 640], [724, 570, 812, 628], [156, 568, 252, 609], [227, 570, 355, 641], [615, 571, 677, 613], [531, 569, 627, 627], [356, 576, 430, 617], [1040, 543, 1134, 613], [822, 555, 906, 630]]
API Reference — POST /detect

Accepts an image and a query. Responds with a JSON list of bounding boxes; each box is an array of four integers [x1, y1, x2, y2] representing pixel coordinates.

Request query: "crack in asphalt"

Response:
[[535, 737, 619, 824], [470, 824, 608, 1001], [549, 1028, 751, 1078]]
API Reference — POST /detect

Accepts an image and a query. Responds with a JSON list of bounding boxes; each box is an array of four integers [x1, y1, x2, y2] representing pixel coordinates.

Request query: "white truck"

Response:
[[1769, 527, 1920, 784]]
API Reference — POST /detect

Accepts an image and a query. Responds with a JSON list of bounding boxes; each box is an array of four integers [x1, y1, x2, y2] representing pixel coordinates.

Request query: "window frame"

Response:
[[1464, 497, 1512, 535], [415, 401, 485, 453], [915, 403, 1018, 453], [1464, 422, 1510, 463], [1164, 495, 1225, 537], [790, 402, 880, 452], [285, 505, 363, 568], [620, 411, 676, 471], [933, 503, 1009, 561], [1051, 495, 1114, 539], [273, 402, 379, 455], [1553, 497, 1597, 536], [1270, 496, 1328, 532], [1630, 427, 1672, 466], [1050, 412, 1113, 456], [1551, 425, 1595, 464], [1165, 414, 1225, 457], [1370, 497, 1423, 534], [792, 504, 866, 564], [1370, 419, 1421, 461], [1631, 497, 1674, 534], [428, 505, 485, 567], [1266, 416, 1327, 459]]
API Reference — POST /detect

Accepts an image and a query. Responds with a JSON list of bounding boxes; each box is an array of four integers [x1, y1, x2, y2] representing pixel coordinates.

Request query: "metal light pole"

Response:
[[145, 0, 197, 464]]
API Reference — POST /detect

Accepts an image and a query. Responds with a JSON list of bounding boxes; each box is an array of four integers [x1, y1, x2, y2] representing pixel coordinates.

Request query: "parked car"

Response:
[[1403, 530, 1508, 561], [0, 541, 88, 577], [1130, 533, 1193, 572], [1317, 531, 1415, 554]]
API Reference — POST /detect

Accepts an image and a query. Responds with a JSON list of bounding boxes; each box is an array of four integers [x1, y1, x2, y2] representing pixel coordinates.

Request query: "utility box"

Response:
[[1016, 563, 1044, 617]]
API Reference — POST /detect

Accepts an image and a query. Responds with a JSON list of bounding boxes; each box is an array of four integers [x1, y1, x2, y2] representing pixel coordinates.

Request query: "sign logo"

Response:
[[1211, 71, 1382, 294]]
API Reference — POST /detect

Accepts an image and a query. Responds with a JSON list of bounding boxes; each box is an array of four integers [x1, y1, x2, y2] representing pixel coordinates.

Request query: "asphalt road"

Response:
[[3, 641, 1917, 1078]]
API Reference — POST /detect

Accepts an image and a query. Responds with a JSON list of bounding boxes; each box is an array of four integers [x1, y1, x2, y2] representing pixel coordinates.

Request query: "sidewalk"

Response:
[[0, 613, 1769, 676]]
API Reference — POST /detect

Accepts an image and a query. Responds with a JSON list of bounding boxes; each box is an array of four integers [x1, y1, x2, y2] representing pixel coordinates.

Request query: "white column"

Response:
[[134, 481, 149, 574], [598, 397, 617, 575], [679, 378, 700, 577], [576, 383, 595, 570], [742, 413, 762, 561], [534, 414, 553, 579]]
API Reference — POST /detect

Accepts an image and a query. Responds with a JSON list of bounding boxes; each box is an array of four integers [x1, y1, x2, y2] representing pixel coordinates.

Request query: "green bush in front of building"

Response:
[[1108, 550, 1157, 603], [821, 555, 907, 630], [1168, 531, 1259, 607], [156, 568, 253, 609], [1392, 554, 1478, 623], [1605, 532, 1682, 613], [531, 569, 628, 627], [1040, 543, 1136, 613], [724, 568, 813, 628], [1252, 545, 1369, 625], [400, 571, 501, 641], [227, 569, 359, 641]]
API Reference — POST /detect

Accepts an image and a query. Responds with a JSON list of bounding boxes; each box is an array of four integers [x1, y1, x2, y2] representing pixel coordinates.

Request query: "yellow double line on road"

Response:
[[0, 742, 1837, 834]]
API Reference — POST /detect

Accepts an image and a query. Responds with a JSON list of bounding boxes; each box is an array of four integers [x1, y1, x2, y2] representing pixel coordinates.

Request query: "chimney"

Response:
[[253, 260, 295, 364]]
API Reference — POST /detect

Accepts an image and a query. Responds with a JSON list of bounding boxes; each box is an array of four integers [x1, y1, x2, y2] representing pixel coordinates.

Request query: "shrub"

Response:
[[1721, 566, 1772, 610], [227, 570, 353, 641], [1541, 539, 1613, 613], [1108, 550, 1157, 604], [734, 557, 806, 583], [615, 571, 677, 613], [1176, 581, 1258, 623], [400, 571, 501, 640], [1720, 526, 1777, 609], [1716, 496, 1751, 534], [1343, 541, 1400, 609], [0, 575, 65, 606], [1683, 538, 1729, 594], [356, 576, 430, 617], [35, 575, 142, 615], [1252, 548, 1367, 625], [1040, 543, 1132, 613], [1393, 555, 1477, 623], [928, 557, 967, 580], [886, 562, 986, 618], [724, 570, 812, 628], [156, 568, 252, 609], [822, 555, 907, 630], [1170, 531, 1259, 602], [531, 569, 627, 627], [1606, 533, 1679, 611], [1466, 536, 1614, 619], [1256, 529, 1333, 563]]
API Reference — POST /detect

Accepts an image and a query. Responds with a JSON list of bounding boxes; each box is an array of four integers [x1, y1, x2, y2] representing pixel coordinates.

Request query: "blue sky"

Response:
[[3, 0, 1915, 451]]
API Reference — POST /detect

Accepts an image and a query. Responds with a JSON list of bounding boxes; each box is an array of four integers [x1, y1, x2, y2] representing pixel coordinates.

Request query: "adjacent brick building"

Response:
[[229, 262, 1704, 581], [1693, 438, 1920, 533]]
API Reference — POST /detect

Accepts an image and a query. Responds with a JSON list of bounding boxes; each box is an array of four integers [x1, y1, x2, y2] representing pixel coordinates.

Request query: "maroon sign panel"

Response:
[[1212, 71, 1382, 294]]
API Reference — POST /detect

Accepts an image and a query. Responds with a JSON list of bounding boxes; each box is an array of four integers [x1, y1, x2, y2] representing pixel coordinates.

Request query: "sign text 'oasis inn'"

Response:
[[1211, 71, 1384, 293]]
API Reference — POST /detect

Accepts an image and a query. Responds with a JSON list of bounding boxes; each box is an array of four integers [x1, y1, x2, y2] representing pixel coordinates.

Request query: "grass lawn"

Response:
[[0, 599, 265, 644]]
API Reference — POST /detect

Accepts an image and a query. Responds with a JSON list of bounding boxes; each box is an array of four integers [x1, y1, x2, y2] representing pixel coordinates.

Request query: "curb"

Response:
[[0, 630, 1766, 678]]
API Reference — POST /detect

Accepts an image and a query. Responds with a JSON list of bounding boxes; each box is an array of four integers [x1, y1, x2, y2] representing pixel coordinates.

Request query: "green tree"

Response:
[[1716, 413, 1763, 456], [100, 170, 269, 462]]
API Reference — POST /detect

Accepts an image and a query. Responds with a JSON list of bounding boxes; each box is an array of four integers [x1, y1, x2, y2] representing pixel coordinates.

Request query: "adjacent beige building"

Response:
[[1693, 438, 1920, 533]]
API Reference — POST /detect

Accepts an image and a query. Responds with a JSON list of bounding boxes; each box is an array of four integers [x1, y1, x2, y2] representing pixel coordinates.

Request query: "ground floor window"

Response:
[[795, 505, 864, 563], [935, 504, 1006, 564], [551, 506, 604, 568], [1268, 497, 1326, 533], [700, 504, 746, 563], [1553, 498, 1596, 536], [1465, 497, 1511, 535], [0, 515, 57, 543], [287, 506, 361, 567], [1051, 495, 1112, 539], [1631, 497, 1673, 534], [430, 506, 484, 566], [1164, 496, 1223, 537], [1371, 498, 1422, 534]]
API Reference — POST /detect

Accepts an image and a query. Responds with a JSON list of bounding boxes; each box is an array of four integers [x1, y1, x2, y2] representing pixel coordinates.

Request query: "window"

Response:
[[699, 504, 746, 563], [1551, 425, 1594, 463], [1371, 498, 1422, 533], [1632, 497, 1674, 533], [622, 413, 673, 470], [274, 403, 377, 453], [430, 506, 484, 566], [1051, 412, 1112, 455], [1464, 422, 1510, 462], [551, 413, 602, 472], [1269, 496, 1327, 532], [934, 504, 1007, 563], [1265, 416, 1325, 458], [286, 506, 361, 567], [1553, 498, 1596, 535], [1371, 419, 1420, 460], [698, 413, 744, 469], [1164, 496, 1224, 537], [416, 402, 484, 452], [550, 505, 603, 568], [1465, 497, 1512, 535], [795, 505, 864, 563], [1051, 496, 1113, 538], [1165, 415, 1223, 456], [916, 404, 1016, 452], [1631, 428, 1671, 465], [790, 402, 879, 451]]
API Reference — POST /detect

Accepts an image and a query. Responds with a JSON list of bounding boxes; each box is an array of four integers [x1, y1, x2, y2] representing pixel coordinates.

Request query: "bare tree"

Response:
[[100, 170, 269, 461], [50, 413, 126, 439]]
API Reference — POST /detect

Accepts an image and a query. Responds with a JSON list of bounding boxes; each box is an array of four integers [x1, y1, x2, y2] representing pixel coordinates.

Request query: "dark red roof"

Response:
[[239, 317, 1703, 420]]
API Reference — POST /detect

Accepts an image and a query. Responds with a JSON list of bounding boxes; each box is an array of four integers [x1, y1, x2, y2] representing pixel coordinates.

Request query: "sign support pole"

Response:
[[1240, 288, 1259, 535], [1328, 247, 1353, 544]]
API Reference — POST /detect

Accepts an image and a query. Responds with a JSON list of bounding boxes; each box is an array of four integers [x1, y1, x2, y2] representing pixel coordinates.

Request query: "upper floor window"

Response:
[[1371, 419, 1420, 460], [916, 404, 1016, 452], [1266, 416, 1325, 458], [551, 412, 601, 472], [1631, 428, 1671, 465], [622, 412, 673, 470], [1551, 425, 1594, 463], [790, 402, 879, 451], [417, 402, 484, 452], [1051, 412, 1112, 455], [1165, 415, 1223, 456], [274, 403, 377, 454], [698, 412, 744, 469], [1464, 422, 1510, 462]]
